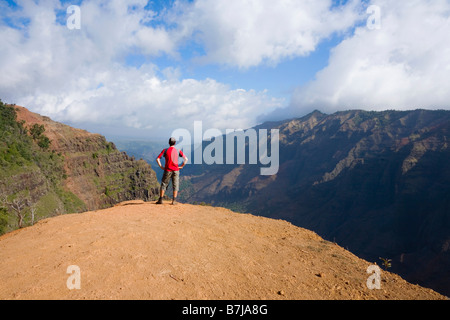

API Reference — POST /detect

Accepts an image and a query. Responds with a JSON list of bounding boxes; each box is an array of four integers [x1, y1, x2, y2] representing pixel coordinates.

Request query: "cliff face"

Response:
[[14, 105, 159, 211], [179, 109, 450, 296], [0, 104, 158, 234]]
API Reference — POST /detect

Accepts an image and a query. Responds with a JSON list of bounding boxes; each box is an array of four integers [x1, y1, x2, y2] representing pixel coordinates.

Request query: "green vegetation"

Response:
[[192, 201, 212, 206], [0, 100, 85, 235], [0, 207, 8, 234], [105, 141, 114, 154], [30, 123, 51, 150], [220, 202, 247, 213], [379, 257, 392, 270]]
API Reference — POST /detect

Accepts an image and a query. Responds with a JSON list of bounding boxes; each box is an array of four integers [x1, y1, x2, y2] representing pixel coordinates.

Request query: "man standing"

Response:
[[155, 137, 188, 205]]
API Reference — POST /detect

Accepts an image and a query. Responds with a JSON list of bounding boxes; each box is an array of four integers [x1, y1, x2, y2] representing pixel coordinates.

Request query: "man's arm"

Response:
[[156, 157, 164, 170], [179, 156, 188, 169], [156, 149, 165, 170]]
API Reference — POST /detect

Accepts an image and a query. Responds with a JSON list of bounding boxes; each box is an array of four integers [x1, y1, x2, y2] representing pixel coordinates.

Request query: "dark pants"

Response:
[[160, 170, 179, 192]]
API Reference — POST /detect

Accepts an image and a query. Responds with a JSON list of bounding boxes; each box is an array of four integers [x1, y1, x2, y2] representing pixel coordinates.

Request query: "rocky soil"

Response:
[[0, 201, 446, 300]]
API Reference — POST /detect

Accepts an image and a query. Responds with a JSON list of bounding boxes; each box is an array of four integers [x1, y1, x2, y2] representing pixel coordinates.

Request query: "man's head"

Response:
[[169, 137, 176, 146]]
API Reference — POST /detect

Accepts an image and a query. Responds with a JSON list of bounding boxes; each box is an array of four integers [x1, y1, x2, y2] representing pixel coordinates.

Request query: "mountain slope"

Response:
[[179, 109, 450, 296], [0, 201, 445, 300], [14, 105, 160, 210], [0, 102, 159, 234]]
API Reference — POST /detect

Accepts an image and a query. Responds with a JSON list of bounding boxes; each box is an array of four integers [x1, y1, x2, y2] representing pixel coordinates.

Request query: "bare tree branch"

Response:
[[0, 193, 30, 228]]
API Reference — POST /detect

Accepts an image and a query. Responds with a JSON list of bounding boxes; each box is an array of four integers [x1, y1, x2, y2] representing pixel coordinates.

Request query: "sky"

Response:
[[1, 0, 449, 140]]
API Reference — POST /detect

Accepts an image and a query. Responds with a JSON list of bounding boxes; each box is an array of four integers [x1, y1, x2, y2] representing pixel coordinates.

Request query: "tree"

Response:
[[30, 204, 37, 226], [38, 135, 50, 150], [0, 192, 31, 229], [29, 123, 50, 150], [29, 124, 45, 140]]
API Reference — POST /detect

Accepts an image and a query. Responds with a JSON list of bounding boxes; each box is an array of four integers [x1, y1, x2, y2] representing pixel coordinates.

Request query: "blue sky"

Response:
[[1, 0, 449, 139]]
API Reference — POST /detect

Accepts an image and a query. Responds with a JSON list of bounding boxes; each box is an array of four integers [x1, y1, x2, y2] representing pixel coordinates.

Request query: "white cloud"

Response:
[[23, 66, 283, 137], [0, 0, 284, 137], [4, 0, 447, 138], [288, 0, 450, 115], [172, 0, 363, 68]]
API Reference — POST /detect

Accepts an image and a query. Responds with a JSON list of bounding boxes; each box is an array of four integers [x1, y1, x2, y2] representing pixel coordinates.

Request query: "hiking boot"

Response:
[[155, 197, 163, 204], [171, 198, 178, 205]]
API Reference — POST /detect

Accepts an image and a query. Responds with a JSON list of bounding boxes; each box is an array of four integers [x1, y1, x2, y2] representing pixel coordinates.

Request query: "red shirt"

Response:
[[157, 147, 185, 171]]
